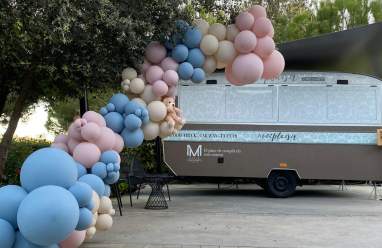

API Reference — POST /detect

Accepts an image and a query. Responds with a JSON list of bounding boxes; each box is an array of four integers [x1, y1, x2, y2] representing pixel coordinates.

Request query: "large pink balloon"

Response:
[[82, 111, 106, 127], [160, 57, 179, 71], [94, 127, 116, 152], [252, 17, 273, 38], [54, 134, 68, 144], [269, 25, 274, 38], [146, 65, 164, 84], [262, 50, 285, 79], [248, 5, 267, 20], [234, 31, 257, 54], [163, 70, 179, 86], [73, 142, 101, 168], [232, 53, 264, 84], [152, 80, 169, 97], [145, 41, 167, 64], [140, 58, 151, 73], [59, 230, 86, 248], [68, 122, 83, 140], [225, 63, 242, 85], [254, 36, 275, 59], [166, 86, 177, 97], [112, 133, 124, 153], [81, 122, 102, 142], [235, 11, 255, 31], [67, 138, 81, 154]]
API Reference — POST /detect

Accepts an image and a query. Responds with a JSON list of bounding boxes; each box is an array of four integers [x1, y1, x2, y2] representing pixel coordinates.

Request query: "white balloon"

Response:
[[208, 23, 226, 41], [122, 67, 137, 80], [148, 101, 167, 122], [130, 78, 145, 94], [200, 34, 219, 56], [96, 214, 113, 231], [143, 122, 160, 140], [194, 19, 209, 35]]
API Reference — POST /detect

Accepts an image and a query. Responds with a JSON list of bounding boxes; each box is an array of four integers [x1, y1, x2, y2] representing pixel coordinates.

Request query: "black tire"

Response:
[[266, 171, 297, 198]]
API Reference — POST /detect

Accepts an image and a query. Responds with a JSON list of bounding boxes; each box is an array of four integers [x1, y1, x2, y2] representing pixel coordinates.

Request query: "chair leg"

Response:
[[137, 183, 142, 199], [166, 184, 171, 201], [113, 183, 123, 216], [128, 177, 133, 207], [218, 183, 220, 190]]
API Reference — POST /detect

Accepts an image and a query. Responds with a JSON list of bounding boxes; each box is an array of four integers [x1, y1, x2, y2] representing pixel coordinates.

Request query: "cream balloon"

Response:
[[85, 227, 96, 240], [215, 40, 237, 64], [121, 67, 137, 80], [203, 56, 217, 74], [143, 121, 160, 140], [95, 214, 113, 231], [140, 85, 160, 104], [131, 97, 147, 107], [194, 19, 209, 35], [159, 121, 173, 138], [91, 213, 97, 226], [216, 60, 226, 69], [226, 24, 240, 42], [98, 197, 113, 214], [208, 23, 226, 41], [130, 78, 145, 94], [148, 101, 167, 122], [200, 34, 219, 56], [91, 191, 100, 214]]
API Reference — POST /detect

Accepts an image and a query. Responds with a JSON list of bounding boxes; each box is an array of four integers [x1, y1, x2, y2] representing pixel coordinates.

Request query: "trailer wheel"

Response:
[[266, 170, 297, 198]]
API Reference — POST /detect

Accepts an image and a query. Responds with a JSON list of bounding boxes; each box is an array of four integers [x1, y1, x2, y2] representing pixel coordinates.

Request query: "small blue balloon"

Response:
[[69, 182, 93, 208], [187, 48, 205, 68], [20, 148, 78, 192], [104, 112, 124, 133], [172, 44, 189, 63], [104, 185, 111, 197], [0, 218, 15, 248], [17, 186, 79, 246], [192, 68, 206, 83], [99, 107, 108, 116], [79, 174, 105, 197], [76, 162, 87, 179], [184, 28, 202, 48], [124, 114, 142, 131], [109, 93, 129, 113], [100, 150, 120, 164], [91, 162, 107, 179], [175, 20, 189, 31], [121, 128, 144, 148], [106, 163, 114, 172], [104, 171, 120, 185], [106, 103, 115, 112], [13, 231, 58, 248], [75, 208, 93, 231], [114, 163, 121, 171], [178, 62, 194, 80], [0, 185, 27, 229], [124, 101, 141, 115]]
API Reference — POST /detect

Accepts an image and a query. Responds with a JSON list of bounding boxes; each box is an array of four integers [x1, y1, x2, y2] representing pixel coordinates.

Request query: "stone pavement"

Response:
[[82, 184, 382, 248]]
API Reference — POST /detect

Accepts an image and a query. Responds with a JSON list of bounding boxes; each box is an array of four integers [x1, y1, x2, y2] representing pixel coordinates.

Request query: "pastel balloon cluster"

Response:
[[91, 150, 121, 185], [0, 147, 113, 248]]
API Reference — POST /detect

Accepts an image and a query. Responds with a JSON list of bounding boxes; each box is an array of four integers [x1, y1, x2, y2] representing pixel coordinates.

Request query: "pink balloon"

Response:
[[166, 86, 178, 97], [146, 65, 164, 84], [81, 122, 102, 142], [94, 127, 116, 152], [252, 17, 273, 38], [269, 25, 274, 38], [235, 11, 255, 31], [68, 138, 81, 154], [68, 122, 83, 140], [59, 230, 86, 248], [54, 134, 68, 144], [163, 70, 179, 86], [152, 80, 169, 97], [254, 36, 275, 58], [234, 31, 257, 54], [51, 143, 69, 153], [160, 57, 179, 71], [248, 5, 267, 20], [262, 50, 285, 79], [112, 133, 124, 153], [145, 41, 167, 64], [73, 142, 101, 168], [232, 53, 264, 84], [140, 58, 151, 73], [82, 111, 106, 127], [138, 74, 146, 81], [225, 63, 242, 85]]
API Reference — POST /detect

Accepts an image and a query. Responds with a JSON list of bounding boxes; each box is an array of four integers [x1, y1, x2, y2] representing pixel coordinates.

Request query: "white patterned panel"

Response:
[[179, 85, 225, 122], [279, 86, 327, 123], [226, 87, 276, 123], [327, 86, 379, 123]]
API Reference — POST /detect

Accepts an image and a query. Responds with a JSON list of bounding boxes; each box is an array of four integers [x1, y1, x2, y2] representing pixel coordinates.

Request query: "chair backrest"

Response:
[[129, 157, 146, 177]]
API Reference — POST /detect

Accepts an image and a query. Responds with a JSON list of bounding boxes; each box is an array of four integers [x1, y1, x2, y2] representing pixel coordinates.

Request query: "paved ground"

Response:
[[83, 184, 382, 248]]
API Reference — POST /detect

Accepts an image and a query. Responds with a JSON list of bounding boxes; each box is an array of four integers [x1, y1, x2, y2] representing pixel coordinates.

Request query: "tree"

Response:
[[0, 0, 192, 179]]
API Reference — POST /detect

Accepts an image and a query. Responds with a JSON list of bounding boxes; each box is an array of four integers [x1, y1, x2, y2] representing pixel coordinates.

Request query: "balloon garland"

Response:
[[0, 5, 284, 248]]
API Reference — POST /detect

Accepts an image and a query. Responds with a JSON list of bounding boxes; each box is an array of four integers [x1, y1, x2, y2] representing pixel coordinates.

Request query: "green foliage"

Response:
[[1, 138, 50, 185]]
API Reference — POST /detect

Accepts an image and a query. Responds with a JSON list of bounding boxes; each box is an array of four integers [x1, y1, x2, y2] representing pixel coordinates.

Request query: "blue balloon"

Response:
[[13, 231, 58, 248], [104, 185, 111, 197], [124, 114, 142, 131], [121, 128, 144, 148], [109, 93, 129, 113], [99, 107, 108, 116], [75, 208, 93, 231], [0, 218, 15, 248], [184, 28, 202, 48], [187, 48, 205, 68], [0, 185, 27, 229], [76, 162, 87, 179], [106, 163, 114, 172], [20, 148, 78, 192], [100, 150, 120, 164], [79, 174, 105, 197], [84, 199, 94, 212], [124, 101, 141, 116], [175, 20, 189, 31], [106, 103, 115, 112], [178, 62, 194, 80], [69, 182, 93, 208], [192, 68, 206, 83], [104, 112, 124, 133], [17, 186, 79, 246], [172, 44, 189, 63], [91, 162, 107, 179], [104, 171, 120, 185], [114, 163, 121, 171]]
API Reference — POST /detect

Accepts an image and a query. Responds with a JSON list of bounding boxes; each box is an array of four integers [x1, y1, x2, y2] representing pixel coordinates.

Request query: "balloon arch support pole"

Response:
[[79, 87, 89, 117], [155, 137, 163, 174]]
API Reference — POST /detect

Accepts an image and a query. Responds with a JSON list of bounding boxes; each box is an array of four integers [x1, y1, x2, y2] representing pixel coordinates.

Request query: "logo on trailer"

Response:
[[186, 144, 203, 162]]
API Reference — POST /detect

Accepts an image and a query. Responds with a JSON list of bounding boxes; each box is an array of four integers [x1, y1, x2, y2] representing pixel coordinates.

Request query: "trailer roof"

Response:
[[278, 22, 382, 79]]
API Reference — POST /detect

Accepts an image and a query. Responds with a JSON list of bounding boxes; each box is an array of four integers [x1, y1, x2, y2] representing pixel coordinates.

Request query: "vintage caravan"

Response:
[[163, 71, 382, 197]]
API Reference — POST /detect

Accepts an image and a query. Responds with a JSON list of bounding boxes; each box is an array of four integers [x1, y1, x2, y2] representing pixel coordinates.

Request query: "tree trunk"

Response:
[[0, 84, 9, 116], [0, 75, 32, 180]]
